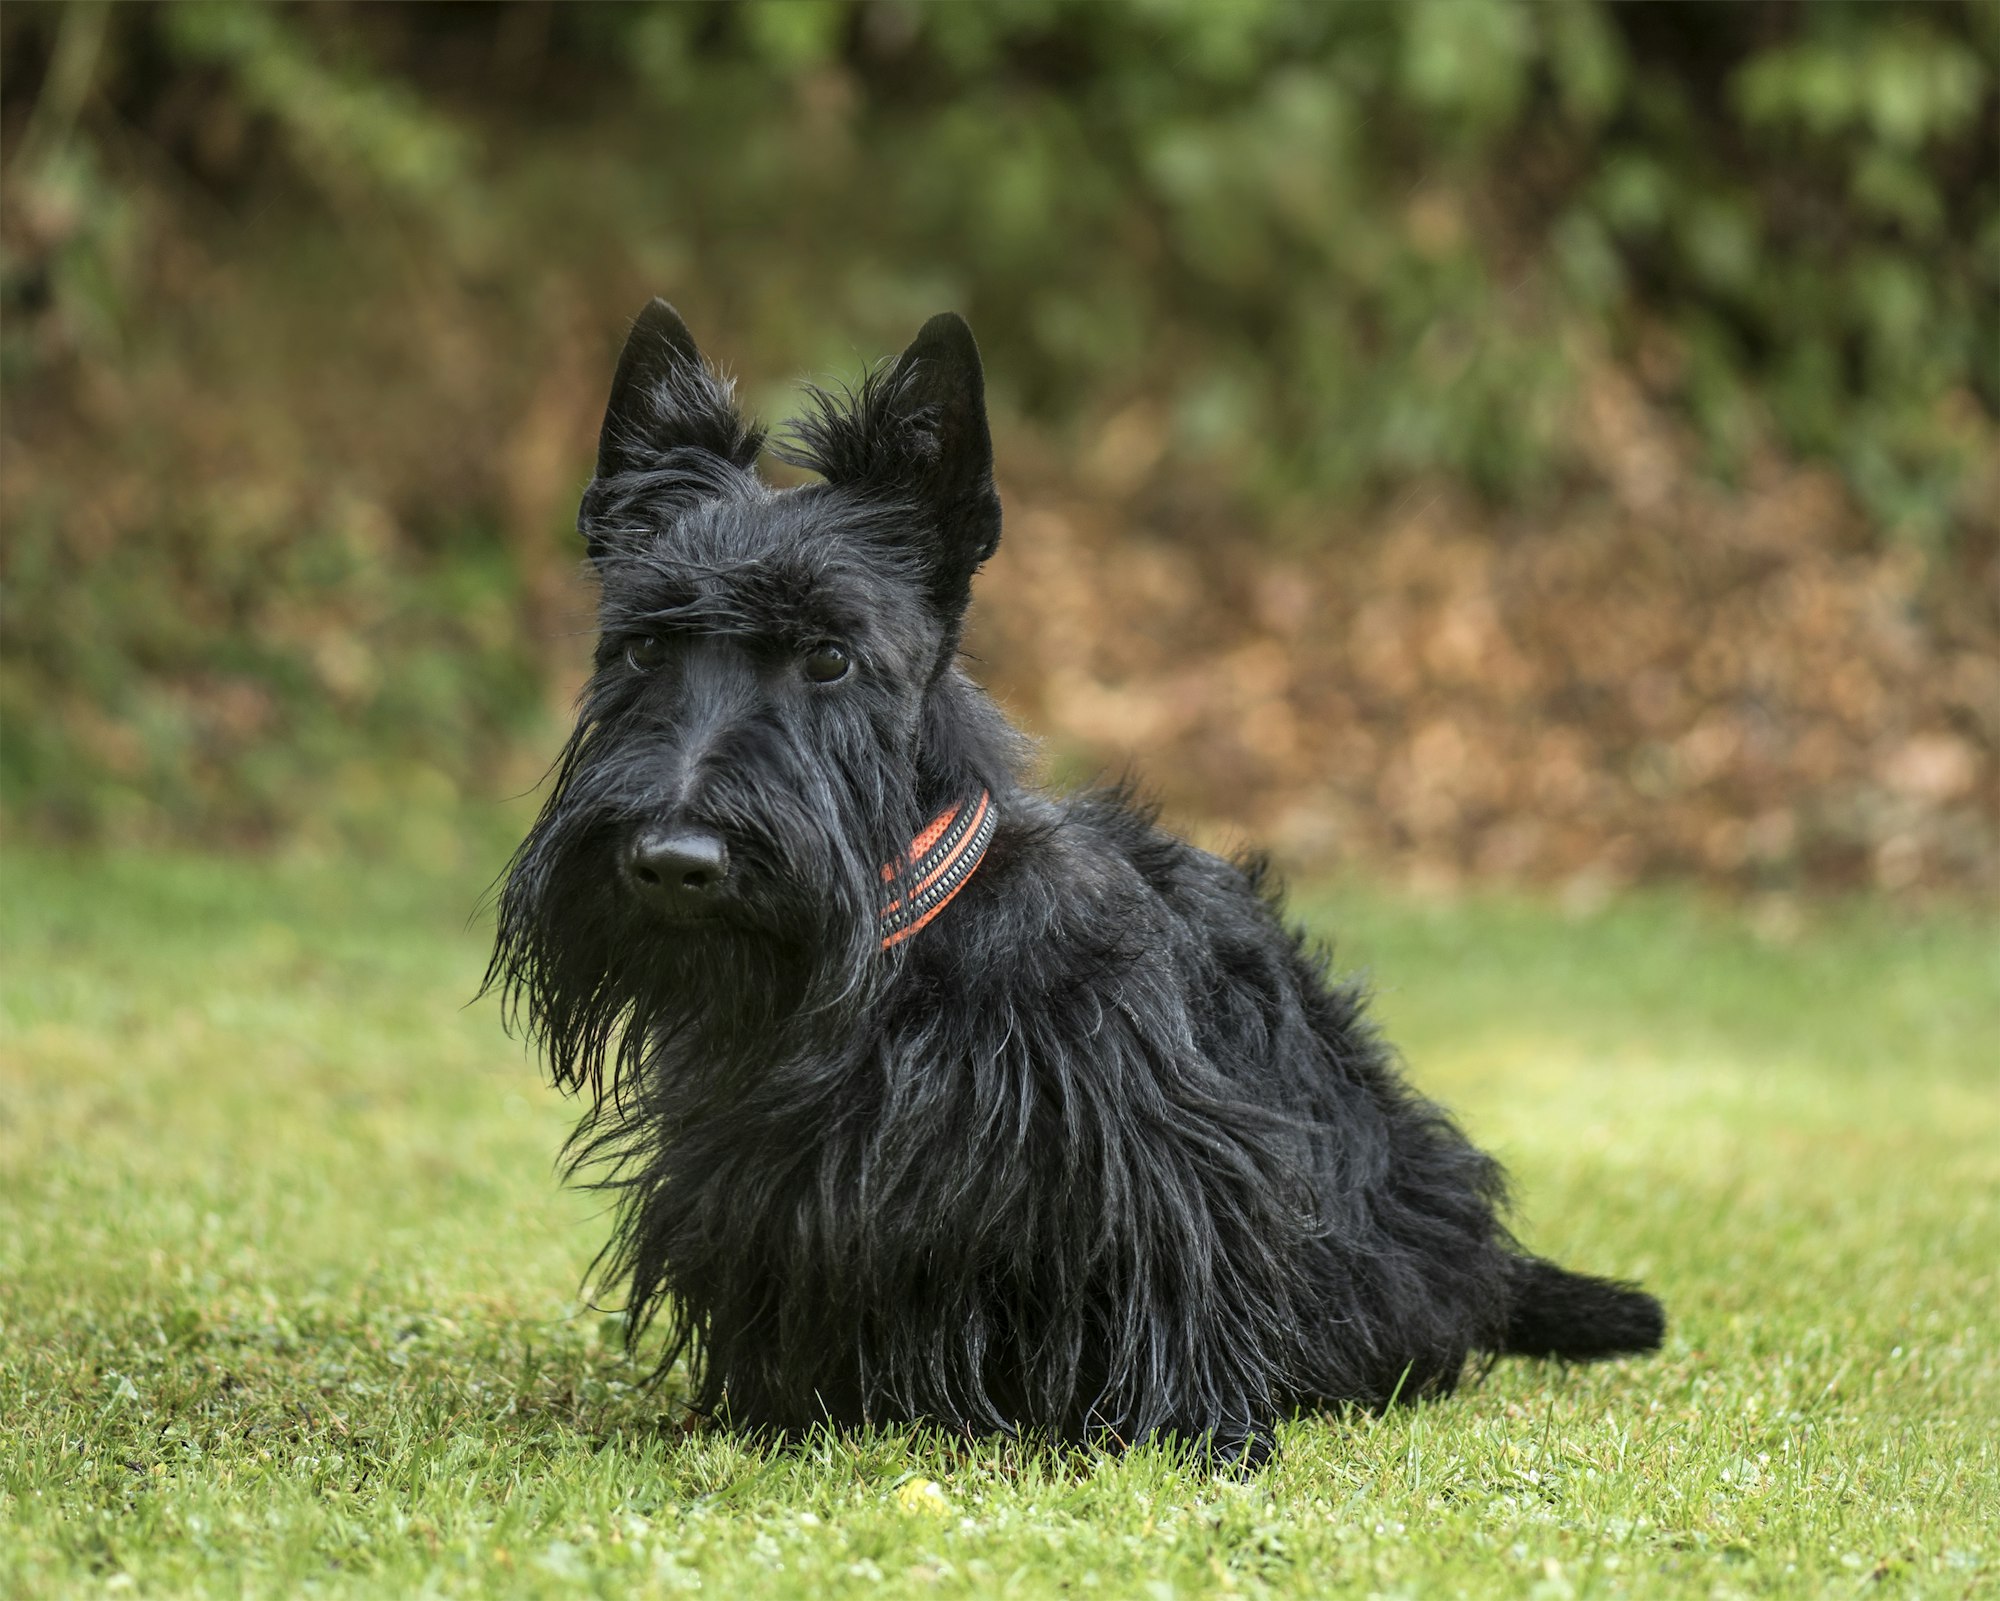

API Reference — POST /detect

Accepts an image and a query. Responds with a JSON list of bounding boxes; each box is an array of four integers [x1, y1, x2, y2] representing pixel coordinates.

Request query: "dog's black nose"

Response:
[[622, 826, 730, 911]]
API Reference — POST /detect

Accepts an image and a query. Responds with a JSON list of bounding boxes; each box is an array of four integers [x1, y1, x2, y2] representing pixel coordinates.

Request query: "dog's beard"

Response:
[[484, 713, 905, 1111], [489, 825, 883, 1099]]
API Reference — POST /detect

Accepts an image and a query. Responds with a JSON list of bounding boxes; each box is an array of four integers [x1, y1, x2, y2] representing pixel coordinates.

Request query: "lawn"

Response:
[[3, 849, 1995, 1598]]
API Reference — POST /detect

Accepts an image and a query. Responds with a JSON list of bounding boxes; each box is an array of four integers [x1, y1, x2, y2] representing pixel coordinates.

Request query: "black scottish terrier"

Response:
[[489, 301, 1663, 1466]]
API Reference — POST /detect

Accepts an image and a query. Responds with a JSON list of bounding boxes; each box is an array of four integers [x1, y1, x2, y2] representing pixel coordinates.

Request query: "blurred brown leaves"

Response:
[[973, 365, 1999, 896]]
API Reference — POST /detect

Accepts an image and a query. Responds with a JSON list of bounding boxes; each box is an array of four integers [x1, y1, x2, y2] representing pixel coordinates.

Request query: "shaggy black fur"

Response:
[[488, 301, 1664, 1467]]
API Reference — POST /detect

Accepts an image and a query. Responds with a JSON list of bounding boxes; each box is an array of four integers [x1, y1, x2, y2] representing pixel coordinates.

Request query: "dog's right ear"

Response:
[[595, 299, 709, 481], [580, 300, 762, 556]]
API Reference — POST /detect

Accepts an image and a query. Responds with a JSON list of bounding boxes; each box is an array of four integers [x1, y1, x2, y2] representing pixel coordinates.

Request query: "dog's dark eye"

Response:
[[802, 643, 851, 684], [625, 634, 669, 673]]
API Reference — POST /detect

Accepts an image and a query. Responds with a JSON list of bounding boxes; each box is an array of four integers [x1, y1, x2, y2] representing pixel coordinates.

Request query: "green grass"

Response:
[[3, 850, 1996, 1599]]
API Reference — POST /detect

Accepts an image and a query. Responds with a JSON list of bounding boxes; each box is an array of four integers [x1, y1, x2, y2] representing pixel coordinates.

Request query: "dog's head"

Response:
[[489, 302, 1010, 1093]]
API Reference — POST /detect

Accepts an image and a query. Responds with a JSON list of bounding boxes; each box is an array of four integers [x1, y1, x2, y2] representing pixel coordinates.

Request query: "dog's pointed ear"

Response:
[[781, 312, 1002, 621], [886, 313, 998, 529], [882, 313, 1002, 602], [596, 299, 707, 480], [580, 300, 762, 559]]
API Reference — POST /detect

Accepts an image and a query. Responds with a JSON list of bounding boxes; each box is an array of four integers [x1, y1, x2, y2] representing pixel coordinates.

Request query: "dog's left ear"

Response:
[[881, 314, 1002, 614], [784, 313, 1001, 620]]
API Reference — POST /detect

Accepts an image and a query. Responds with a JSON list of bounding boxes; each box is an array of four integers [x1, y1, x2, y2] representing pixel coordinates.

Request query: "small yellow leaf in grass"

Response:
[[894, 1478, 951, 1515]]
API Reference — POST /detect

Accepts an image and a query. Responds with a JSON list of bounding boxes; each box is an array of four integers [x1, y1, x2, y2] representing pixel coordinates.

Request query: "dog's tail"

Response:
[[1499, 1255, 1664, 1362]]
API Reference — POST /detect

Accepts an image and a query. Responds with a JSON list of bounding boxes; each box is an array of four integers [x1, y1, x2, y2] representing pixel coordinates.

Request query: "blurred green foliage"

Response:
[[592, 0, 1993, 525], [1, 0, 1995, 847], [10, 0, 1995, 516]]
